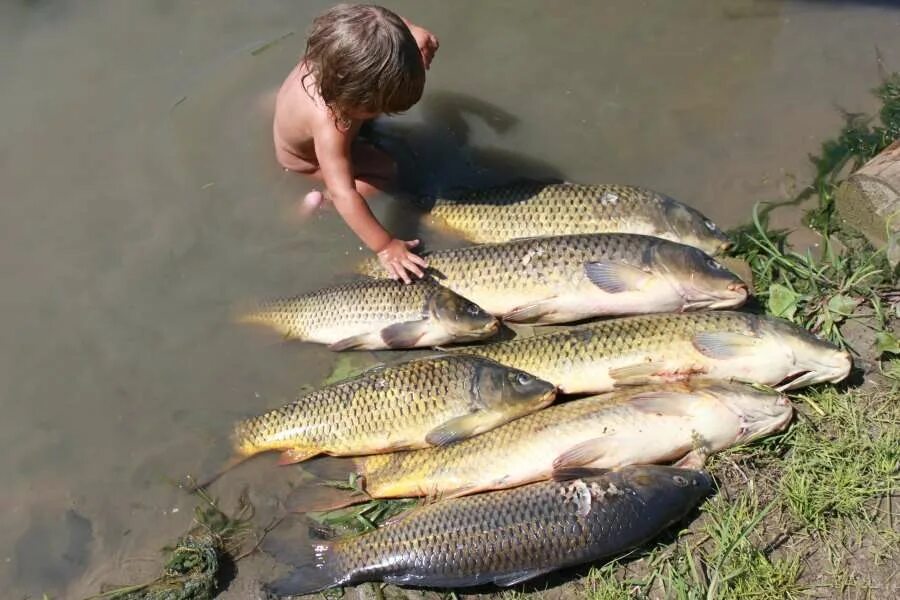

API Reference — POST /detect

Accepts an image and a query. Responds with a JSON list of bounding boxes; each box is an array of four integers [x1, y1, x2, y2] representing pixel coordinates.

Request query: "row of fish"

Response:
[[233, 310, 847, 469], [225, 182, 851, 595], [239, 183, 746, 349]]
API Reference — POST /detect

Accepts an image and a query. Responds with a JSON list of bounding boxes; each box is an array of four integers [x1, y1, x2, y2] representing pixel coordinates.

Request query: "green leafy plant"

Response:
[[730, 205, 895, 352]]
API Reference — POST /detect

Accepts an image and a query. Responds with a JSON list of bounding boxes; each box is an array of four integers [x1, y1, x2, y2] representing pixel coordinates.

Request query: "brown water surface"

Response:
[[2, 1, 899, 597]]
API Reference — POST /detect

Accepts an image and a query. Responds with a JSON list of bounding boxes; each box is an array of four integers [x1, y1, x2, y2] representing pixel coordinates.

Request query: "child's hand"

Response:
[[406, 23, 439, 69], [377, 238, 428, 284]]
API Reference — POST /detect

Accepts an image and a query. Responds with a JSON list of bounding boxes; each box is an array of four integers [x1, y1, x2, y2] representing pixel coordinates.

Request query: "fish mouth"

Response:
[[775, 352, 852, 390], [458, 318, 500, 340], [736, 405, 793, 443], [683, 283, 749, 310]]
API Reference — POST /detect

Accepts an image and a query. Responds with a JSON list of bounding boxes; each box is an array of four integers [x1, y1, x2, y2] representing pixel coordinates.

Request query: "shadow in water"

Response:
[[367, 91, 566, 240]]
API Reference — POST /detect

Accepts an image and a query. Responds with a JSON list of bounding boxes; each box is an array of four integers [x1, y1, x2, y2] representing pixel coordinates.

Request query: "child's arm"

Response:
[[313, 117, 427, 284]]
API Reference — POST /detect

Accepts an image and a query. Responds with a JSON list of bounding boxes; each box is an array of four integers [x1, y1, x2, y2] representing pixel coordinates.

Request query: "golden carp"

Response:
[[454, 311, 851, 394], [265, 465, 711, 596], [359, 234, 748, 325], [427, 180, 731, 254], [353, 381, 791, 499], [232, 354, 556, 465], [237, 278, 498, 350]]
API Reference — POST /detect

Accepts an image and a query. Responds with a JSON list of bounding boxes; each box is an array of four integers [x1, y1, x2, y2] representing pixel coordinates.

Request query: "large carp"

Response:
[[427, 180, 731, 254], [232, 354, 556, 465], [351, 381, 790, 499], [265, 465, 711, 595], [453, 311, 851, 394], [359, 234, 748, 325], [238, 278, 498, 350]]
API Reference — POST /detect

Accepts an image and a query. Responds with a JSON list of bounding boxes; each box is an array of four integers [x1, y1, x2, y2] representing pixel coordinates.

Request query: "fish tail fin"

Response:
[[231, 299, 295, 339], [184, 454, 252, 492], [288, 456, 369, 512], [183, 428, 257, 491], [263, 528, 344, 596]]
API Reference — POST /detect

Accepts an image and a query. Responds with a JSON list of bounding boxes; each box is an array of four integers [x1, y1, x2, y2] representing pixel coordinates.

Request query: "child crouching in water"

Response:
[[273, 4, 439, 283]]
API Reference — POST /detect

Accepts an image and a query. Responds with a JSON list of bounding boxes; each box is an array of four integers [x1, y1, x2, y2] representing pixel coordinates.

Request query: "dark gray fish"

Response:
[[264, 465, 711, 595]]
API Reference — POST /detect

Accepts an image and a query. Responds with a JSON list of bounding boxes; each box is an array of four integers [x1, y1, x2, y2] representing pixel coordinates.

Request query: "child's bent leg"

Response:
[[351, 141, 398, 198]]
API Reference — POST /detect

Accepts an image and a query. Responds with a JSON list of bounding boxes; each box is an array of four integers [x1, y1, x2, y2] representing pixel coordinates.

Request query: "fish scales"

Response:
[[455, 311, 745, 392], [427, 181, 730, 254], [355, 381, 790, 499], [265, 466, 711, 594], [359, 389, 652, 498], [357, 234, 746, 323], [243, 278, 442, 340], [239, 277, 498, 349], [452, 310, 850, 394], [233, 355, 555, 461], [236, 357, 487, 456]]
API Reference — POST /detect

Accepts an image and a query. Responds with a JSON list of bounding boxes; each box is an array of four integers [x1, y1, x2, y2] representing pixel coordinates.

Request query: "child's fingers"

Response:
[[396, 266, 413, 284], [401, 259, 425, 279], [407, 253, 428, 268], [404, 239, 421, 249]]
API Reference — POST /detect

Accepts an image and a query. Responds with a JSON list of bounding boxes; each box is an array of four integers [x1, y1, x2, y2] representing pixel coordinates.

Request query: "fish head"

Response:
[[697, 381, 793, 445], [660, 197, 732, 255], [757, 316, 852, 390], [650, 243, 748, 310], [470, 358, 557, 415], [604, 465, 713, 508], [428, 286, 499, 340]]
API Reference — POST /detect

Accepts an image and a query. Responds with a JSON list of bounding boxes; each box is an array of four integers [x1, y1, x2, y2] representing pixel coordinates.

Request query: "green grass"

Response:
[[531, 383, 898, 600], [728, 204, 897, 352], [779, 388, 899, 533]]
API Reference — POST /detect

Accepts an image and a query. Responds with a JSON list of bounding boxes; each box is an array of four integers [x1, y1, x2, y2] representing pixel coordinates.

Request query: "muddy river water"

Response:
[[2, 1, 899, 597]]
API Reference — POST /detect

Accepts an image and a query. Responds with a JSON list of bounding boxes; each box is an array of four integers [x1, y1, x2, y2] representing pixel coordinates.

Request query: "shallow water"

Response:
[[2, 0, 899, 597]]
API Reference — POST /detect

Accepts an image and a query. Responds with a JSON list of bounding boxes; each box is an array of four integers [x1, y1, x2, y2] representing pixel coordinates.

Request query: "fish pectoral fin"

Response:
[[608, 362, 661, 385], [630, 391, 698, 416], [277, 447, 319, 466], [674, 448, 709, 469], [584, 261, 651, 293], [552, 466, 611, 482], [380, 320, 430, 348], [503, 299, 559, 324], [493, 568, 555, 587], [425, 410, 505, 446], [691, 331, 762, 359], [328, 333, 374, 351], [553, 438, 609, 469]]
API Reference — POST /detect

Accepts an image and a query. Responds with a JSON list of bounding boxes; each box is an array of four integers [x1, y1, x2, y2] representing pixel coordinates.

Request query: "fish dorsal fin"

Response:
[[552, 437, 609, 469], [585, 261, 651, 293], [551, 466, 612, 482], [692, 331, 763, 359]]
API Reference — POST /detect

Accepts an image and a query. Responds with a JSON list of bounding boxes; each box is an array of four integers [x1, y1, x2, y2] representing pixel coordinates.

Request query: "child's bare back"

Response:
[[272, 4, 438, 283]]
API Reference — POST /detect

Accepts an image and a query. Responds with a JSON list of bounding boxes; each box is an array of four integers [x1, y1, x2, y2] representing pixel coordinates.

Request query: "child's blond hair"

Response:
[[302, 4, 425, 127]]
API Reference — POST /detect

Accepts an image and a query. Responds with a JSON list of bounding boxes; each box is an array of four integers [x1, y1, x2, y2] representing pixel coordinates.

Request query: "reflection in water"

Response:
[[1, 1, 900, 597]]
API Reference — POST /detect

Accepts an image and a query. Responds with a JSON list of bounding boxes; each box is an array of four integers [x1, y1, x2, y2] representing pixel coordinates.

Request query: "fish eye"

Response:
[[515, 372, 532, 385], [705, 258, 723, 271], [703, 219, 718, 232], [673, 475, 689, 487], [465, 304, 481, 316]]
